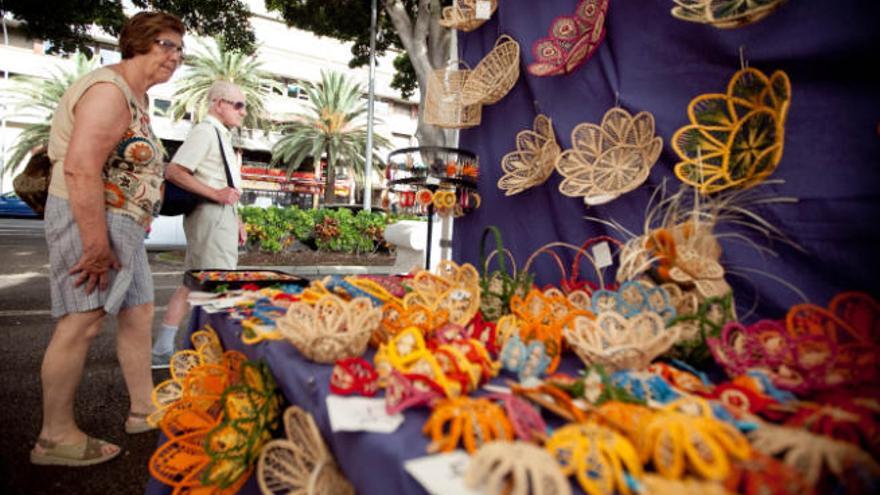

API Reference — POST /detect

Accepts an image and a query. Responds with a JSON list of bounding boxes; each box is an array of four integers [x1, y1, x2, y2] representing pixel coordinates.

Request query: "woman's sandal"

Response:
[[30, 436, 121, 467], [124, 411, 157, 434]]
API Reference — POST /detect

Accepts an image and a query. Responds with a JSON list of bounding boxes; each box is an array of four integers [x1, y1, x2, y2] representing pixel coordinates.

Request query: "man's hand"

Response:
[[238, 219, 248, 246], [214, 187, 240, 205], [69, 240, 121, 294]]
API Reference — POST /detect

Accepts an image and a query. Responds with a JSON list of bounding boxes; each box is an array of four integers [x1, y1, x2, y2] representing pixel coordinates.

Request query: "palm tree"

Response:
[[271, 70, 390, 205], [2, 53, 98, 177], [168, 40, 281, 132]]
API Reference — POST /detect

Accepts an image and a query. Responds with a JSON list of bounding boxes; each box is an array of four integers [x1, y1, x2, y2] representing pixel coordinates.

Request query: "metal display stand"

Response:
[[386, 146, 480, 271]]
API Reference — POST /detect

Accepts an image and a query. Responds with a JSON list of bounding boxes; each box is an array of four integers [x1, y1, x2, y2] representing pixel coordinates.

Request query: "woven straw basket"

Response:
[[461, 34, 521, 106], [424, 62, 482, 129], [439, 0, 499, 32]]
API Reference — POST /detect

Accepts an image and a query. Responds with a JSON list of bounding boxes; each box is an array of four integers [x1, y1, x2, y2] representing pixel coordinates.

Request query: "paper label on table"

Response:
[[404, 451, 480, 495], [326, 396, 404, 433], [425, 176, 441, 185], [475, 1, 492, 19], [482, 384, 511, 394], [593, 241, 613, 269]]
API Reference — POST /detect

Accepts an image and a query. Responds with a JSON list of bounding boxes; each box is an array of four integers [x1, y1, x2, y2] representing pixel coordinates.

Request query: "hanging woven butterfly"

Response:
[[556, 108, 663, 205], [672, 67, 792, 194], [671, 0, 789, 29], [497, 114, 561, 196], [528, 0, 609, 77]]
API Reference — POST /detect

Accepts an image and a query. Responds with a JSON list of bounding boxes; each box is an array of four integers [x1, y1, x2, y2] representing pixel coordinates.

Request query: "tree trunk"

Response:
[[384, 0, 453, 148], [323, 146, 337, 205]]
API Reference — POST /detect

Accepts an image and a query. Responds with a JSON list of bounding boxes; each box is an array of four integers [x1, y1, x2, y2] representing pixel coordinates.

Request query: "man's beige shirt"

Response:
[[171, 114, 241, 190]]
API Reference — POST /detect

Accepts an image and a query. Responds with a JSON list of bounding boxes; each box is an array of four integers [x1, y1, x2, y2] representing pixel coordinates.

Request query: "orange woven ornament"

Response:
[[672, 67, 791, 194], [423, 396, 514, 453]]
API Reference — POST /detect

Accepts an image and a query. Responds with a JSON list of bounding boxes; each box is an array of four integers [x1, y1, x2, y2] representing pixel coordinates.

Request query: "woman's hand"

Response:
[[69, 239, 121, 294]]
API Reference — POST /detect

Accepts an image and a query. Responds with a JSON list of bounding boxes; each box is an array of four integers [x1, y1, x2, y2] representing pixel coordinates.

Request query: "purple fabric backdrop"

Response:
[[453, 0, 880, 320]]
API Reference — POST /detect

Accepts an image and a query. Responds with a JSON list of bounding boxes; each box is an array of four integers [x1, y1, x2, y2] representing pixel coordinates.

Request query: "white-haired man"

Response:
[[151, 81, 247, 366]]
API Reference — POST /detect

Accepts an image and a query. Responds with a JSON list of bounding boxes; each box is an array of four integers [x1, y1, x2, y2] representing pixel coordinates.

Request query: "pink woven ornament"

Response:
[[487, 392, 547, 443], [384, 370, 445, 415], [528, 0, 609, 77], [709, 319, 879, 396]]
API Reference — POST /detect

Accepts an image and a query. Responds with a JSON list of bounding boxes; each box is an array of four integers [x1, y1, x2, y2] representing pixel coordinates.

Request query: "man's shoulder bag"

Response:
[[160, 127, 235, 216]]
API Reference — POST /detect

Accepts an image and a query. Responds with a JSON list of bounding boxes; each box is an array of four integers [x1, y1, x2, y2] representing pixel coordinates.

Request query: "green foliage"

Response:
[[239, 205, 315, 254], [390, 52, 418, 99], [2, 53, 99, 177], [264, 0, 427, 100], [240, 205, 404, 255], [271, 70, 391, 205], [2, 0, 256, 56], [168, 40, 281, 132]]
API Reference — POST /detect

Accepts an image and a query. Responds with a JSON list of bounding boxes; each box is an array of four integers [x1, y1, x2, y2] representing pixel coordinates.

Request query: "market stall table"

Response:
[[145, 303, 597, 495]]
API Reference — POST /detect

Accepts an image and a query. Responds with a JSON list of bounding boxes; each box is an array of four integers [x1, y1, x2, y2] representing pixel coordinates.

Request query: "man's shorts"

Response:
[[183, 202, 238, 270], [45, 195, 154, 318]]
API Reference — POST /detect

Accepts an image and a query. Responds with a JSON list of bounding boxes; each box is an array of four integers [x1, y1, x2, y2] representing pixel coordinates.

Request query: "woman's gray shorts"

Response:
[[45, 195, 154, 318]]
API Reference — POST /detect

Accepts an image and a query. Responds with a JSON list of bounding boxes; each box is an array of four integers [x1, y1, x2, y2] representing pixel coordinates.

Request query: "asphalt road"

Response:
[[0, 218, 185, 494]]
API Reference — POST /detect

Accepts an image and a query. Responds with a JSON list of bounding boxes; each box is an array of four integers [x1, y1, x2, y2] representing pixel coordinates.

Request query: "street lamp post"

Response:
[[1, 11, 9, 192], [363, 0, 378, 212]]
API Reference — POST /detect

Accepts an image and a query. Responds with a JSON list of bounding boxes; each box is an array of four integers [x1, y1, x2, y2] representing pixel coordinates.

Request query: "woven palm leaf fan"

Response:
[[258, 406, 354, 495], [465, 441, 572, 495], [672, 0, 788, 29], [497, 114, 561, 196], [556, 108, 663, 205], [672, 67, 791, 194]]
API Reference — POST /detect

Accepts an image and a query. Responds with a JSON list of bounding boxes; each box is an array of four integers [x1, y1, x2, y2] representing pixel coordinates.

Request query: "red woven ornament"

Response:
[[330, 357, 379, 397], [786, 293, 880, 388], [465, 312, 499, 355], [708, 382, 776, 418], [528, 0, 609, 77], [725, 451, 815, 495], [785, 396, 880, 455]]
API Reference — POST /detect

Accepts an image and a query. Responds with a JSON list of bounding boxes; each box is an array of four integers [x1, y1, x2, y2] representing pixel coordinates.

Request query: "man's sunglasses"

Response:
[[154, 39, 185, 60], [219, 99, 247, 111]]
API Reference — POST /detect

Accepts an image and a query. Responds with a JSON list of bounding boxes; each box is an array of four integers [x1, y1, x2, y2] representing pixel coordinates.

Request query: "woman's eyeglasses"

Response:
[[154, 39, 185, 60], [219, 99, 247, 111]]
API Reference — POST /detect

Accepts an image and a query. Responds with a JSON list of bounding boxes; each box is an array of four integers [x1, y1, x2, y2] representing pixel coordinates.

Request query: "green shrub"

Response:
[[240, 205, 420, 254]]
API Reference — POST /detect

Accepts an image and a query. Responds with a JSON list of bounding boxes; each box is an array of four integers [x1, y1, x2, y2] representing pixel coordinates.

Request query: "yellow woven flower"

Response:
[[498, 114, 561, 196], [671, 0, 788, 29], [672, 67, 791, 194], [557, 108, 663, 205]]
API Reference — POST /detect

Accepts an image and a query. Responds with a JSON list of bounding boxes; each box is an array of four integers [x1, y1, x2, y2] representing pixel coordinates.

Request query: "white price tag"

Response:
[[404, 451, 481, 495], [425, 176, 441, 186], [593, 241, 613, 269], [326, 396, 404, 433], [475, 0, 492, 20]]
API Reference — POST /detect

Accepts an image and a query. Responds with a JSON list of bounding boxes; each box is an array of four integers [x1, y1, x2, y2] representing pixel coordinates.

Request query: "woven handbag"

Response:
[[12, 150, 51, 216], [461, 34, 521, 106], [424, 62, 482, 129], [479, 226, 533, 322], [439, 0, 499, 32]]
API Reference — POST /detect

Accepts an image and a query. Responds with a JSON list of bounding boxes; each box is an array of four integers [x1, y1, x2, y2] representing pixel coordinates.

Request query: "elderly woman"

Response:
[[30, 11, 185, 466]]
